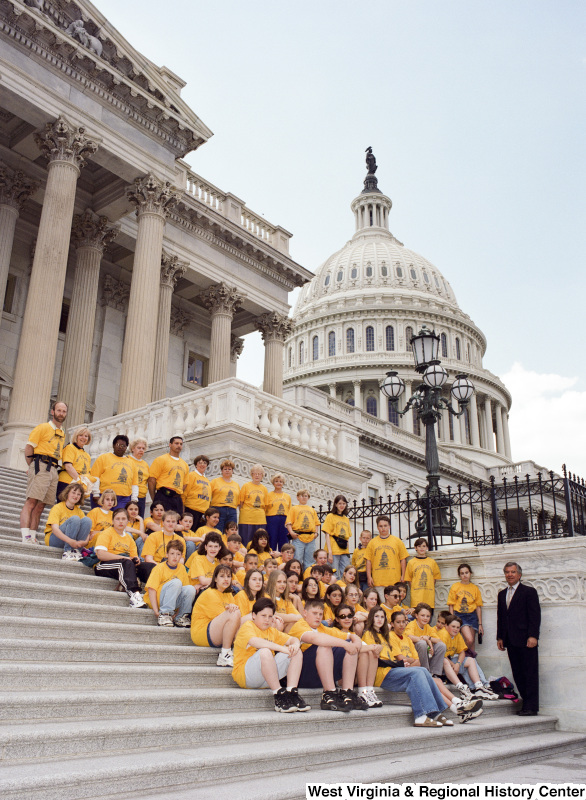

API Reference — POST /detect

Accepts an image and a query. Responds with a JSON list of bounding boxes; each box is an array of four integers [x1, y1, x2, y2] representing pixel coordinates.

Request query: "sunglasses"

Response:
[[337, 613, 354, 620]]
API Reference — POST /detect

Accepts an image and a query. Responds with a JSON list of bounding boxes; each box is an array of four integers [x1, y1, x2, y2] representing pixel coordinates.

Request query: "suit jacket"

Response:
[[496, 581, 541, 648]]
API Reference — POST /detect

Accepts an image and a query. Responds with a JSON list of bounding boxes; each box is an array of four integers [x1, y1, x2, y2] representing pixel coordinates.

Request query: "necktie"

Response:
[[506, 586, 514, 608]]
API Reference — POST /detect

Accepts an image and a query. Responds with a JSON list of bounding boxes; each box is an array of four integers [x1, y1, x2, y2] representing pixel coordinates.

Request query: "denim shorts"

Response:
[[457, 610, 479, 630]]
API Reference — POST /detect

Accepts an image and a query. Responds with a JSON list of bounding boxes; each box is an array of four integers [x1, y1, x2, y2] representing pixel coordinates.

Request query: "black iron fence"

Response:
[[316, 466, 586, 552]]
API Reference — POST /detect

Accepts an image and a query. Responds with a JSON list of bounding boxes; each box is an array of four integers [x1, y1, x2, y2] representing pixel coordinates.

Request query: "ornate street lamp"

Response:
[[381, 326, 475, 548]]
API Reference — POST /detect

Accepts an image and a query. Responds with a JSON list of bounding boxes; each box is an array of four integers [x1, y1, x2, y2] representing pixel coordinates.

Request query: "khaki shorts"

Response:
[[26, 463, 59, 505]]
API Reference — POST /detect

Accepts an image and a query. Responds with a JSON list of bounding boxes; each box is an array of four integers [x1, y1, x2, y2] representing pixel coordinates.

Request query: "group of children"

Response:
[[40, 441, 499, 726]]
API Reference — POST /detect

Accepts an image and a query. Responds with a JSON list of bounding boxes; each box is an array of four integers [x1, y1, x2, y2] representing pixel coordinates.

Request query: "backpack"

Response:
[[489, 676, 519, 703]]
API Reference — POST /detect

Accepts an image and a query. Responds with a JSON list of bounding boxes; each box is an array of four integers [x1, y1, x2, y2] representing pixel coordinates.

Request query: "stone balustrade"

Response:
[[185, 172, 225, 213]]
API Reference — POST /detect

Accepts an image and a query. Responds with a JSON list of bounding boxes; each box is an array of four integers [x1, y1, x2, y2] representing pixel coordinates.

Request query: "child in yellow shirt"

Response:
[[144, 539, 195, 627], [285, 489, 320, 571], [352, 529, 372, 592], [238, 463, 269, 546], [265, 472, 292, 552], [190, 564, 241, 666]]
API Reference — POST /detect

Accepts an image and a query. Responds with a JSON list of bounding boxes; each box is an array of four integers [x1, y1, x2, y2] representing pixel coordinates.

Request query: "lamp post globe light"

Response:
[[381, 325, 475, 548]]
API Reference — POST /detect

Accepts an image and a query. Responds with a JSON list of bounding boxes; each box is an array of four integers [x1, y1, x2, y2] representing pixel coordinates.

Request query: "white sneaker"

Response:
[[367, 689, 383, 708], [22, 534, 38, 545], [458, 684, 473, 701], [174, 614, 191, 628], [157, 613, 173, 627], [216, 650, 234, 667], [475, 686, 499, 701], [61, 550, 80, 561], [129, 591, 147, 609]]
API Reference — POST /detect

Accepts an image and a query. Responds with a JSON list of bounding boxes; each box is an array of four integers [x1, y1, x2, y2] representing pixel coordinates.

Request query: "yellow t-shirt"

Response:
[[210, 477, 240, 508], [266, 491, 292, 518], [194, 525, 223, 542], [238, 482, 269, 525], [130, 456, 149, 499], [183, 471, 211, 512], [248, 548, 272, 567], [274, 597, 298, 616], [362, 629, 394, 686], [405, 620, 437, 640], [364, 534, 408, 586], [404, 556, 441, 607], [286, 504, 319, 543], [143, 561, 190, 608], [94, 527, 138, 559], [235, 568, 247, 586], [382, 604, 403, 623], [388, 630, 419, 661], [447, 582, 483, 615], [437, 627, 467, 658], [232, 620, 291, 688], [28, 422, 65, 460], [58, 444, 91, 486], [234, 590, 261, 617], [43, 502, 85, 546], [149, 454, 189, 493], [87, 507, 113, 547], [191, 588, 235, 647], [288, 619, 348, 651], [351, 545, 369, 574], [322, 513, 351, 556], [90, 453, 138, 497], [187, 553, 218, 586], [127, 518, 144, 541], [142, 531, 185, 564]]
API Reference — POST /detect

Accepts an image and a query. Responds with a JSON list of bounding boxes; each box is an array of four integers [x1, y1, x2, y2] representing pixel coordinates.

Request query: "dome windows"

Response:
[[434, 275, 440, 288], [337, 270, 344, 282], [455, 337, 461, 360], [381, 264, 388, 276], [366, 264, 373, 277], [299, 341, 304, 365], [410, 268, 417, 281], [441, 333, 448, 358], [328, 331, 336, 357], [351, 266, 358, 279], [396, 266, 403, 278], [324, 274, 331, 287], [366, 396, 377, 416], [312, 336, 319, 361], [388, 400, 399, 426], [386, 325, 395, 351], [288, 347, 292, 368], [346, 328, 355, 353], [405, 326, 414, 348], [365, 326, 375, 352], [423, 271, 430, 284]]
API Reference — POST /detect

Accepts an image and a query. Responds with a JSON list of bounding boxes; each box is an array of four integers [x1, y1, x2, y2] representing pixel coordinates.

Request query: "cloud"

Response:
[[501, 362, 586, 477]]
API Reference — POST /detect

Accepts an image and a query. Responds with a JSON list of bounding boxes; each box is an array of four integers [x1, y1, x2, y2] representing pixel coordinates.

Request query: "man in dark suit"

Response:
[[497, 561, 541, 716]]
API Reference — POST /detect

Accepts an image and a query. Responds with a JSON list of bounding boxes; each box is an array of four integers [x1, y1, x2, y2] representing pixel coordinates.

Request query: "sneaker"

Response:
[[216, 651, 234, 667], [475, 686, 499, 701], [278, 689, 298, 714], [367, 689, 383, 708], [458, 698, 484, 723], [174, 614, 191, 628], [320, 690, 351, 712], [289, 687, 311, 712], [340, 689, 368, 711], [458, 684, 473, 701], [22, 535, 38, 545], [274, 687, 288, 712], [129, 591, 147, 609], [61, 550, 81, 561], [157, 613, 173, 627]]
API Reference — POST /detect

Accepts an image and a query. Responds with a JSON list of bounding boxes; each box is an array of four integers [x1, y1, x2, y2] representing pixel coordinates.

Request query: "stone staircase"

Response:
[[0, 464, 584, 799]]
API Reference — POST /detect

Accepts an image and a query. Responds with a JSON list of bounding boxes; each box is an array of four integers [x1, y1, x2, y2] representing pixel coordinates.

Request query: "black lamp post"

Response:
[[380, 325, 475, 548]]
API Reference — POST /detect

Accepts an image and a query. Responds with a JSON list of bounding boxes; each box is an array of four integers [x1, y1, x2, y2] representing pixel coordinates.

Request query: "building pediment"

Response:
[[3, 0, 212, 156]]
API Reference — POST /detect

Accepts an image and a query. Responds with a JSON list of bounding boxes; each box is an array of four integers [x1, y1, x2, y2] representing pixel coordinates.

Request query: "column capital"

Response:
[[160, 251, 187, 289], [0, 163, 38, 210], [256, 310, 293, 343], [170, 306, 189, 337], [71, 209, 119, 251], [199, 282, 243, 317], [127, 173, 180, 219], [352, 378, 361, 387], [34, 117, 98, 169], [230, 334, 244, 362], [101, 274, 130, 311]]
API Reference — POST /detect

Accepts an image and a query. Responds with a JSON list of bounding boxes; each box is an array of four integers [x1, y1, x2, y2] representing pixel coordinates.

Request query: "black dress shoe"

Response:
[[517, 709, 538, 716]]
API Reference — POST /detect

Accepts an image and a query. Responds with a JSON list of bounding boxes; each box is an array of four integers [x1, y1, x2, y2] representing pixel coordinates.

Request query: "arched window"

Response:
[[466, 343, 470, 362], [346, 328, 355, 353], [299, 341, 304, 365], [385, 325, 395, 351], [366, 264, 373, 277], [410, 268, 417, 280], [455, 337, 461, 360], [312, 335, 319, 361], [365, 326, 375, 352], [388, 399, 399, 426], [288, 347, 292, 368], [423, 271, 430, 284], [405, 326, 413, 350], [366, 396, 377, 416], [337, 270, 343, 282], [328, 331, 336, 357], [441, 333, 448, 358], [346, 397, 355, 407], [324, 274, 330, 286], [396, 266, 403, 277], [381, 264, 388, 276], [351, 266, 358, 279]]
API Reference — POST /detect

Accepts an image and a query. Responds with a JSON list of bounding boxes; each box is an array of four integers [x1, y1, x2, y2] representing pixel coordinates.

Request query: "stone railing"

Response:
[[241, 208, 275, 244], [185, 172, 225, 213], [84, 379, 359, 465], [490, 460, 556, 480]]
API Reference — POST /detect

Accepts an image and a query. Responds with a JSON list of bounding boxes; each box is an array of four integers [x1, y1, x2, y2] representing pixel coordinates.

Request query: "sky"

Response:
[[95, 0, 586, 475]]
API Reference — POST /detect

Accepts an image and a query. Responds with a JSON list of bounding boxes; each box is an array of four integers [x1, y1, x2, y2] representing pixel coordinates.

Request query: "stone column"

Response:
[[502, 406, 512, 460], [257, 311, 293, 398], [468, 392, 481, 447], [401, 380, 413, 432], [230, 335, 244, 378], [379, 386, 388, 421], [459, 413, 467, 444], [353, 379, 361, 409], [200, 283, 243, 384], [58, 210, 118, 428], [329, 383, 337, 398], [118, 174, 179, 414], [152, 252, 187, 401], [0, 164, 38, 315], [484, 397, 495, 451], [495, 403, 506, 456], [5, 118, 97, 429]]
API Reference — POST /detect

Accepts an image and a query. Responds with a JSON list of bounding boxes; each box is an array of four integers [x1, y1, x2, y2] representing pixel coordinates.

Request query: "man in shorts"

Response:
[[20, 401, 68, 544]]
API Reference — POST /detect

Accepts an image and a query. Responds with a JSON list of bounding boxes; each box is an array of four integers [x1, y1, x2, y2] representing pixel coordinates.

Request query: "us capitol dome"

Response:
[[283, 150, 512, 467]]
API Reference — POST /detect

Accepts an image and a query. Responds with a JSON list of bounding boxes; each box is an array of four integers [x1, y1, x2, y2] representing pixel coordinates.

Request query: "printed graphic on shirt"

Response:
[[225, 490, 234, 504]]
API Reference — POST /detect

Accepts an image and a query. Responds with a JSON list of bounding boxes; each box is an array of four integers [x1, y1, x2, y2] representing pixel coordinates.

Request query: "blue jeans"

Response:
[[293, 537, 317, 571], [184, 540, 196, 561], [159, 579, 196, 616], [449, 655, 488, 688], [217, 506, 237, 533], [49, 515, 92, 552], [332, 553, 350, 574], [381, 666, 447, 720]]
